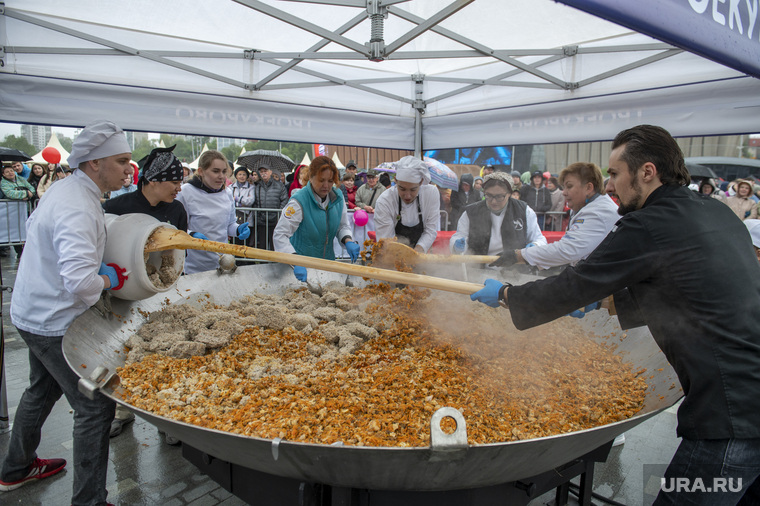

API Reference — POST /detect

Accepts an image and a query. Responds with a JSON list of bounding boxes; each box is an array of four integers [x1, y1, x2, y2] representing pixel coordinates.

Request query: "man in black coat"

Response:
[[253, 162, 288, 250], [344, 160, 364, 188], [471, 125, 760, 505], [519, 170, 552, 229], [449, 173, 482, 230]]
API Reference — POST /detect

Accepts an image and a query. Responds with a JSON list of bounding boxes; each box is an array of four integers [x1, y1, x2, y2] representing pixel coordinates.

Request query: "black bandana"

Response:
[[141, 145, 184, 183]]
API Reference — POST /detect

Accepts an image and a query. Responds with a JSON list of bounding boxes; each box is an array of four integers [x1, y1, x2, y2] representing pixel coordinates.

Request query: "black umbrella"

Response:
[[0, 147, 33, 162], [237, 149, 295, 173], [686, 162, 718, 180]]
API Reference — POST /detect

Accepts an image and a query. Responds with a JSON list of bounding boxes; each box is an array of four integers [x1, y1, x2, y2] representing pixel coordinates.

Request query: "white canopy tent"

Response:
[[188, 143, 210, 169], [332, 152, 344, 169], [31, 133, 71, 166], [0, 0, 758, 152]]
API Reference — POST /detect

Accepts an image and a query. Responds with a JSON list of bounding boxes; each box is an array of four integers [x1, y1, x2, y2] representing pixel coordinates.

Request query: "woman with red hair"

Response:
[[274, 156, 360, 282]]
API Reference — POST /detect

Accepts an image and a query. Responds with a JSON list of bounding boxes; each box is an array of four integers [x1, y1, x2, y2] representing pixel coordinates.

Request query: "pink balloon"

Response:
[[353, 209, 368, 226]]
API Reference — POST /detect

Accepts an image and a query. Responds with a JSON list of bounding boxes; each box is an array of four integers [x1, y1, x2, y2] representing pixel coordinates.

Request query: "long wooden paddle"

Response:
[[144, 227, 485, 295], [371, 241, 497, 268]]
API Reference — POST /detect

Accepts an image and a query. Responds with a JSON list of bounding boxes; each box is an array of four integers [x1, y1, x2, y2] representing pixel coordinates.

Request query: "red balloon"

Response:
[[42, 146, 61, 164]]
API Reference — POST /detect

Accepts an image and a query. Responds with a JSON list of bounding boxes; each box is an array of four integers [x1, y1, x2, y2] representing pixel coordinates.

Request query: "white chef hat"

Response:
[[395, 156, 430, 185], [745, 219, 760, 249], [68, 120, 131, 169]]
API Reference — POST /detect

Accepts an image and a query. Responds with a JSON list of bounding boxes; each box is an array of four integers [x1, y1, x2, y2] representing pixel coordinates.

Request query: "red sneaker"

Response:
[[0, 457, 67, 491]]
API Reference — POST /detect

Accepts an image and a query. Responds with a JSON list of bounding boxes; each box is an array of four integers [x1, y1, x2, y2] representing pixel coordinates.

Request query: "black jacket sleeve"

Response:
[[507, 215, 658, 330], [612, 287, 647, 330]]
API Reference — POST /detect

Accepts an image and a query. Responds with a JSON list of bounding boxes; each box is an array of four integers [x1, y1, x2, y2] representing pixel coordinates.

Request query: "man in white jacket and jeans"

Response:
[[1, 120, 133, 505]]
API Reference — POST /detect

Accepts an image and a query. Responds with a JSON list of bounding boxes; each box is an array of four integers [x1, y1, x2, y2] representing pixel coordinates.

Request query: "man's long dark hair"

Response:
[[612, 125, 690, 186]]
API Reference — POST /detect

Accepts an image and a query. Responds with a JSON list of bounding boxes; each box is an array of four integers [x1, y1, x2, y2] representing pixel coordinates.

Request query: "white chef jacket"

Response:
[[176, 183, 238, 274], [521, 193, 620, 270], [11, 170, 107, 336], [374, 184, 440, 253], [273, 188, 353, 255], [449, 204, 546, 255]]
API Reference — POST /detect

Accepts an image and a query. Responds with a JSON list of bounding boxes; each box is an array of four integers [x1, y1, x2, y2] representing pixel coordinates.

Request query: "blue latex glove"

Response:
[[237, 222, 251, 240], [526, 242, 536, 248], [470, 278, 505, 308], [453, 238, 466, 253], [190, 231, 209, 241], [345, 241, 361, 262], [294, 266, 308, 282], [568, 302, 602, 319], [98, 262, 119, 290]]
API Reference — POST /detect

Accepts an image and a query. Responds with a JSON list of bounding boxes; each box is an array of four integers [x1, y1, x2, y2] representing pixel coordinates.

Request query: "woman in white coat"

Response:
[[176, 150, 250, 274], [491, 162, 619, 270], [374, 156, 440, 253]]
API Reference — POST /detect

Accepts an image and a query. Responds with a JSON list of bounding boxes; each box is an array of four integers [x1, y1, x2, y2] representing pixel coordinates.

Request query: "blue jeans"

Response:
[[654, 438, 760, 505], [1, 329, 115, 505]]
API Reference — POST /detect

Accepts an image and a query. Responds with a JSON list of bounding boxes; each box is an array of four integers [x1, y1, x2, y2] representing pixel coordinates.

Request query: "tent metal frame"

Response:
[[1, 0, 686, 153], [1, 0, 756, 152]]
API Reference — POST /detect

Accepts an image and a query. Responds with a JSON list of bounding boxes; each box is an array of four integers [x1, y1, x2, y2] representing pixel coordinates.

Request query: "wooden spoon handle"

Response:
[[145, 227, 485, 295], [425, 254, 499, 264]]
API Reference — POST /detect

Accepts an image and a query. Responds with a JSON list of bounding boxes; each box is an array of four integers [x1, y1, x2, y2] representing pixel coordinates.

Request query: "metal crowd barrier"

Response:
[[537, 210, 570, 232], [231, 206, 453, 264], [0, 199, 35, 247]]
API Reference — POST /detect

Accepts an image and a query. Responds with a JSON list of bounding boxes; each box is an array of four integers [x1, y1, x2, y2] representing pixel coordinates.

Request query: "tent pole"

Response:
[[413, 75, 425, 158], [414, 109, 422, 158]]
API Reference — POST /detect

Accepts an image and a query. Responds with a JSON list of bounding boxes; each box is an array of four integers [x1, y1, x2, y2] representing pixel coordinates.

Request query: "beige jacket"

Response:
[[725, 196, 758, 221]]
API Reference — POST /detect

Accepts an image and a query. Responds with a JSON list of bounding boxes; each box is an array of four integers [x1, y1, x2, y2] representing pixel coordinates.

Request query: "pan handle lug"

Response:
[[429, 407, 468, 460], [271, 437, 282, 461], [77, 366, 114, 400]]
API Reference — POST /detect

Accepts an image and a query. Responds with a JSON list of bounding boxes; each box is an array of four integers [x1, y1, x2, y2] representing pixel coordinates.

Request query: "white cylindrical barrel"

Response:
[[104, 213, 184, 300]]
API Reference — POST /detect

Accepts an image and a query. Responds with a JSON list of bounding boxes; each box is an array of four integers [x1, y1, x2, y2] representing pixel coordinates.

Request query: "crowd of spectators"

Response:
[[3, 153, 760, 266]]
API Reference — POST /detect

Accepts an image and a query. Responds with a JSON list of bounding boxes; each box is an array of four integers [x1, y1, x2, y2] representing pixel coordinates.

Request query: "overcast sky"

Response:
[[0, 122, 79, 141], [0, 122, 161, 141]]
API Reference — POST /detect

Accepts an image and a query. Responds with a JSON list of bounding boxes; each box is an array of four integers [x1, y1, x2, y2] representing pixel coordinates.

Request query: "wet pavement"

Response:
[[0, 251, 680, 506]]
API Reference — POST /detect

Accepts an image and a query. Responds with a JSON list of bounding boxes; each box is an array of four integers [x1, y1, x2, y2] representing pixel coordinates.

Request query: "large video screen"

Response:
[[423, 146, 512, 167]]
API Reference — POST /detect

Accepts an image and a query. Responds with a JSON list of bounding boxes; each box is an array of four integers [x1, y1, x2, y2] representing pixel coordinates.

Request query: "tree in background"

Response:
[[131, 137, 157, 162], [1, 135, 37, 158], [220, 144, 241, 164], [3, 126, 312, 169], [57, 134, 73, 154]]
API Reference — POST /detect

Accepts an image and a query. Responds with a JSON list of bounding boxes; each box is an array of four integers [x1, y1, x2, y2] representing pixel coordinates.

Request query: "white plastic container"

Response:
[[103, 213, 185, 300]]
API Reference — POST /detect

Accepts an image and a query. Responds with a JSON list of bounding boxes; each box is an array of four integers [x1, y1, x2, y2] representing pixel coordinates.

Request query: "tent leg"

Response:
[[413, 74, 425, 158], [414, 109, 422, 158]]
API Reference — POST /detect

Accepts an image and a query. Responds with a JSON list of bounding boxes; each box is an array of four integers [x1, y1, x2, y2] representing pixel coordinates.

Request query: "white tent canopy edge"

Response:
[[2, 74, 758, 151]]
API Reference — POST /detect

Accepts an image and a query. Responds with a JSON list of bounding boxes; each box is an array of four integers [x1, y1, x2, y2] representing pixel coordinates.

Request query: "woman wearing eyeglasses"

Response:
[[449, 171, 545, 257]]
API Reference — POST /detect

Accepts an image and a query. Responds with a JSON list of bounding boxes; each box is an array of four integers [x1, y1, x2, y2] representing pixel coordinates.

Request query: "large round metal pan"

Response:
[[63, 263, 682, 491]]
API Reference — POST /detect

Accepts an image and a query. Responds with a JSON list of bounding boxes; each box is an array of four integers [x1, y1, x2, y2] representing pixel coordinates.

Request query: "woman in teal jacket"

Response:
[[1, 165, 36, 201], [273, 156, 360, 282]]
